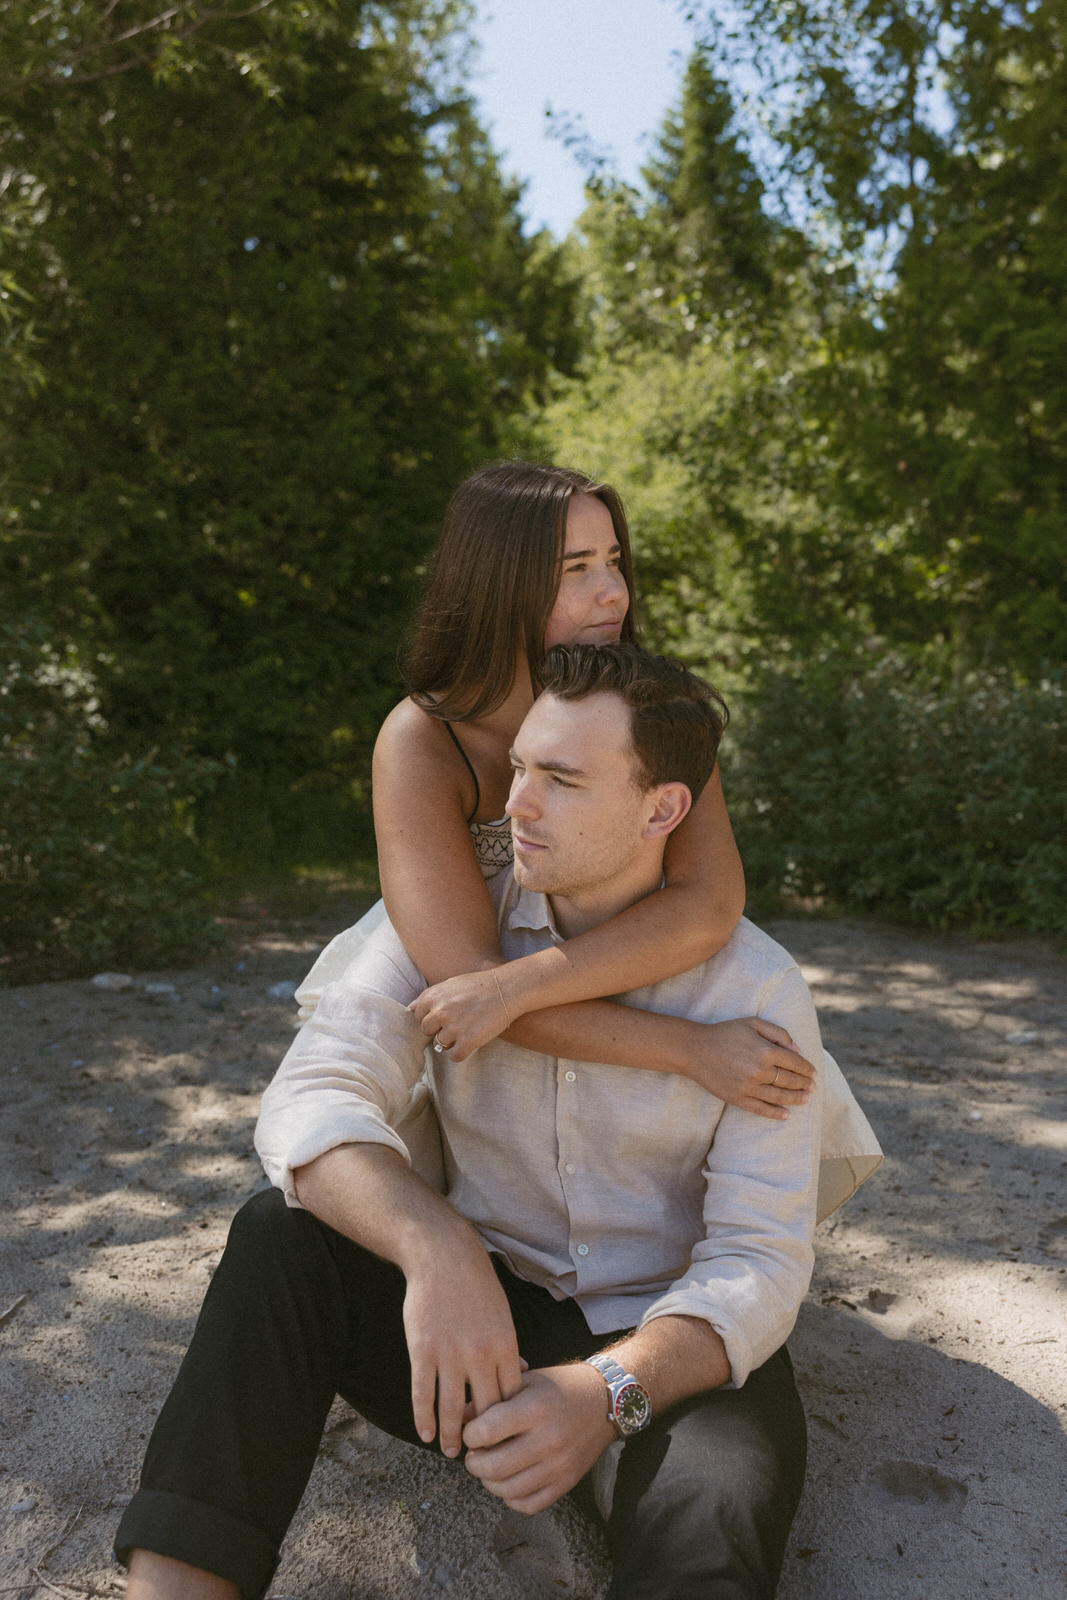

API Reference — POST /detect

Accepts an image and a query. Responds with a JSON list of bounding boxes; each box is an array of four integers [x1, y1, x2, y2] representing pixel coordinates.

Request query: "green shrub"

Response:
[[1, 622, 225, 977], [725, 653, 1067, 938]]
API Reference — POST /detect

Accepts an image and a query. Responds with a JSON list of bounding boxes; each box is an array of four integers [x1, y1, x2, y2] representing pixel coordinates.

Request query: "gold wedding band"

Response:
[[773, 1067, 781, 1087]]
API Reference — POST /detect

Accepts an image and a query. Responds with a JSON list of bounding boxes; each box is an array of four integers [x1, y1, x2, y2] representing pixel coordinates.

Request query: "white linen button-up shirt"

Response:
[[256, 876, 880, 1388]]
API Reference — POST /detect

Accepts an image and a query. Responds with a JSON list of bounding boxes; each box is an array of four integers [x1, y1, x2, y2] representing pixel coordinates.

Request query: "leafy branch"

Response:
[[0, 0, 278, 97]]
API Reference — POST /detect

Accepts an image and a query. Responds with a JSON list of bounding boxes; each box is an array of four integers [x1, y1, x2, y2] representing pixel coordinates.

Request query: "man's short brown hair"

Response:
[[540, 643, 728, 802]]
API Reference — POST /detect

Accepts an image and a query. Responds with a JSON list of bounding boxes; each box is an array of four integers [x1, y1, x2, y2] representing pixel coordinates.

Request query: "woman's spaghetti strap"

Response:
[[442, 721, 481, 824]]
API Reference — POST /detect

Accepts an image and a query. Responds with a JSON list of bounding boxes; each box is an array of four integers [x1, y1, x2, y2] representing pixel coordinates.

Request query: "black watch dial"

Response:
[[615, 1381, 652, 1433]]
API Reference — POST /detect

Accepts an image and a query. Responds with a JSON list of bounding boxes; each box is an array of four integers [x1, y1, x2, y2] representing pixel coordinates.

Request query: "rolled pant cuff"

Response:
[[115, 1488, 278, 1600]]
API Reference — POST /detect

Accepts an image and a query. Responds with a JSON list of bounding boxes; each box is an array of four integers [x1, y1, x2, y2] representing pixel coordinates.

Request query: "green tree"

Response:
[[0, 0, 579, 857], [541, 51, 864, 680], [874, 4, 1067, 674], [541, 21, 1067, 934], [690, 0, 1067, 676]]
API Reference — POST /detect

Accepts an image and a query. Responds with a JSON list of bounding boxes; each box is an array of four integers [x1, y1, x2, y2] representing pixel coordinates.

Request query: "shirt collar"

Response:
[[500, 876, 562, 940], [499, 871, 669, 944]]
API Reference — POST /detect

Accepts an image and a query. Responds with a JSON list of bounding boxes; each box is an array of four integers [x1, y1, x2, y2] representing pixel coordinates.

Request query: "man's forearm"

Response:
[[601, 1313, 731, 1415], [293, 1142, 474, 1273]]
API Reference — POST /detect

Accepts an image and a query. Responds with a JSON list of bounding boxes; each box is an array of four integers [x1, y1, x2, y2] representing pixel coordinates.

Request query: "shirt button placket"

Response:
[[559, 1066, 583, 1266]]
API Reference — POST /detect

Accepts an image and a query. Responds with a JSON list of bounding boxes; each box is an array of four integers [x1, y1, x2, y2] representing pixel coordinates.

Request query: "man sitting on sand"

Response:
[[116, 643, 877, 1600]]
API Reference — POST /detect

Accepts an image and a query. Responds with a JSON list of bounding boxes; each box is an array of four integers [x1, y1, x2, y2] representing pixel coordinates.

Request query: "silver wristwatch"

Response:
[[585, 1352, 652, 1437]]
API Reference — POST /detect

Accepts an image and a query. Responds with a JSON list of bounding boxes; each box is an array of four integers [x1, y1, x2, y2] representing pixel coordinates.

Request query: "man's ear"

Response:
[[642, 782, 692, 840]]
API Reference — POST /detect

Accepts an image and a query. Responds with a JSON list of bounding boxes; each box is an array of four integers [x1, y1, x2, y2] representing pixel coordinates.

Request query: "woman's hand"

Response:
[[410, 969, 514, 1060], [686, 1017, 815, 1118]]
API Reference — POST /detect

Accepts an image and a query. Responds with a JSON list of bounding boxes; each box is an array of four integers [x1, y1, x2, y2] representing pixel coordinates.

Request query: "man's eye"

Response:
[[551, 775, 575, 788]]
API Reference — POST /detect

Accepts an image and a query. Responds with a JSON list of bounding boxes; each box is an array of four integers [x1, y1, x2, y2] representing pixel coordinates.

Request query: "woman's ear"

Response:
[[642, 782, 692, 840]]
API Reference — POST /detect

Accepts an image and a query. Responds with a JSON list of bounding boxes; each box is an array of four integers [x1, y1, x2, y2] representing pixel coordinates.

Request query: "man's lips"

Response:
[[513, 834, 548, 853]]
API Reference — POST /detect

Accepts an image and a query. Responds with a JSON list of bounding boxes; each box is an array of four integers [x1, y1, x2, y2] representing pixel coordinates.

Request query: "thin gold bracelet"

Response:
[[491, 969, 512, 1029]]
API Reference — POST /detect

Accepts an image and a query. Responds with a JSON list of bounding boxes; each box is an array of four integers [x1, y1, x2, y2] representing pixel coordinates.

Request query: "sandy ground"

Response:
[[1, 904, 1065, 1600]]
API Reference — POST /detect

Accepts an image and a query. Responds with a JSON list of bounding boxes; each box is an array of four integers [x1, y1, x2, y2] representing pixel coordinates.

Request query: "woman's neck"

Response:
[[450, 654, 534, 743], [421, 651, 534, 764]]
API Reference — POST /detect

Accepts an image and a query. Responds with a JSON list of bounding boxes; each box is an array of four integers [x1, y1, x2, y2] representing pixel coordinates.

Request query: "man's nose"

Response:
[[506, 774, 536, 819]]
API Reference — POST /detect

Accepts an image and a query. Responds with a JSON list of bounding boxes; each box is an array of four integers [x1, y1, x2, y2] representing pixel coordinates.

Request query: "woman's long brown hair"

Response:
[[403, 461, 639, 721]]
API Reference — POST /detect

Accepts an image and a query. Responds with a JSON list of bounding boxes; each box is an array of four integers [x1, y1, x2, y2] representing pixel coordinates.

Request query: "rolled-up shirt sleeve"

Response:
[[639, 963, 823, 1387], [255, 931, 429, 1205]]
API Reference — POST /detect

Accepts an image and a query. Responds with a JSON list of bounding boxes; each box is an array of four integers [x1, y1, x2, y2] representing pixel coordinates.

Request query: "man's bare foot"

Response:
[[126, 1550, 240, 1600]]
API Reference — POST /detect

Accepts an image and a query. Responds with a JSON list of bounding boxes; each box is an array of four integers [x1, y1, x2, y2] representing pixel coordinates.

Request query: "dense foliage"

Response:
[[537, 11, 1065, 935], [1, 622, 224, 975], [3, 2, 1064, 970], [1, 0, 578, 852], [0, 0, 581, 969], [682, 0, 1067, 677], [723, 657, 1067, 936]]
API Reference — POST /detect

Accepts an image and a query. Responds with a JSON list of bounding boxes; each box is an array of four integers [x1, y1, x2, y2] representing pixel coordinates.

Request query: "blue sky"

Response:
[[469, 0, 700, 237]]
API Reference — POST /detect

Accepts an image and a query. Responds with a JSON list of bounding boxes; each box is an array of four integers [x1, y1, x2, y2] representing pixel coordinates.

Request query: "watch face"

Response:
[[615, 1382, 651, 1433]]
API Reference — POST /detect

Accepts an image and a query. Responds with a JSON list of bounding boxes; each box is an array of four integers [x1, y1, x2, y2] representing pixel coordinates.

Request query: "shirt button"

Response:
[[576, 1243, 589, 1257], [564, 1070, 577, 1082], [564, 1162, 576, 1176]]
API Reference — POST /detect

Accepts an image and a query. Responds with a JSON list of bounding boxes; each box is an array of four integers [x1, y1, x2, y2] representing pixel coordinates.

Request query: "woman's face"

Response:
[[543, 494, 630, 650]]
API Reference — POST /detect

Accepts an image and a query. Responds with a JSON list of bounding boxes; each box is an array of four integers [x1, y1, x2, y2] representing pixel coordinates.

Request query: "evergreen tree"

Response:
[[542, 52, 850, 678], [689, 0, 1067, 675], [0, 0, 579, 853]]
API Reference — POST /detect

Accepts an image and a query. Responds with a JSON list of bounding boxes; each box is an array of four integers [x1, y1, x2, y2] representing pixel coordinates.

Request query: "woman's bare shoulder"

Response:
[[373, 696, 471, 798], [376, 696, 443, 761]]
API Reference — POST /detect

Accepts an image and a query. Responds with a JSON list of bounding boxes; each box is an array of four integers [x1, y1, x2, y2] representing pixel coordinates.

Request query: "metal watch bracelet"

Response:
[[585, 1352, 652, 1437]]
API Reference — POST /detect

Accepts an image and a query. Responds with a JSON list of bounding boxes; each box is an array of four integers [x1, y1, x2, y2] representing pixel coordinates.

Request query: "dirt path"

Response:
[[1, 910, 1064, 1598]]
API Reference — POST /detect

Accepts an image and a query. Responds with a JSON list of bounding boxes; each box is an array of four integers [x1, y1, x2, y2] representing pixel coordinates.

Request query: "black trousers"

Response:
[[115, 1189, 807, 1600]]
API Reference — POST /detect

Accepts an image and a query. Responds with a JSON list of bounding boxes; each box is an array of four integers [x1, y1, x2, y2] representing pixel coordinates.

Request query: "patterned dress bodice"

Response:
[[470, 816, 513, 879]]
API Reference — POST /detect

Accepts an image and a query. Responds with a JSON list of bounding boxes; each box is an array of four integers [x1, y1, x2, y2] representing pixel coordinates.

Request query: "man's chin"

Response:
[[512, 856, 551, 893]]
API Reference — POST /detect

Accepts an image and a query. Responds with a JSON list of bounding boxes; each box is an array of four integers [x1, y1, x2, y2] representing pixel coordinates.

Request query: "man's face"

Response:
[[506, 691, 655, 906]]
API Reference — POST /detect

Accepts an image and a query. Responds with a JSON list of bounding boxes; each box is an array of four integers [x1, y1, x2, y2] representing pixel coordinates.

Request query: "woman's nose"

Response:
[[598, 567, 628, 606]]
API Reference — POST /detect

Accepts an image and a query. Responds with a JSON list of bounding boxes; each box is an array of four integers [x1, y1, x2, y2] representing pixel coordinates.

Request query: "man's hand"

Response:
[[465, 1316, 731, 1513], [402, 1232, 524, 1457], [686, 1016, 815, 1118], [293, 1144, 522, 1458], [462, 1363, 616, 1514], [410, 968, 515, 1060]]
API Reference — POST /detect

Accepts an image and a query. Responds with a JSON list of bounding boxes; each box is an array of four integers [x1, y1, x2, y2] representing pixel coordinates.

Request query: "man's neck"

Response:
[[548, 858, 666, 941]]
